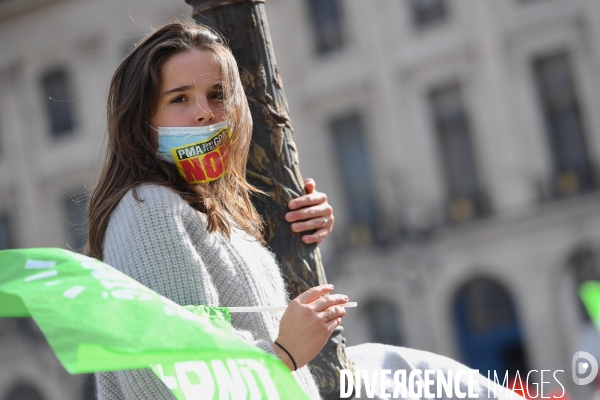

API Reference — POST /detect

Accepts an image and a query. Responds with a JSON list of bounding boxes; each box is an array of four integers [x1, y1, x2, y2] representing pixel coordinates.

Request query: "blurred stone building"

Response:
[[1, 0, 600, 399]]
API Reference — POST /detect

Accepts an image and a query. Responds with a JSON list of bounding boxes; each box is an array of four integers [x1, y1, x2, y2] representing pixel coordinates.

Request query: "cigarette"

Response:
[[228, 301, 357, 313]]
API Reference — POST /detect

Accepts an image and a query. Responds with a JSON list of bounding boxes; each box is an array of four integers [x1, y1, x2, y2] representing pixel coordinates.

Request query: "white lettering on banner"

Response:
[[25, 260, 56, 269], [24, 270, 57, 282], [91, 270, 126, 281], [60, 250, 158, 303], [237, 360, 262, 400], [91, 268, 153, 301], [211, 359, 247, 400], [54, 251, 283, 399], [62, 286, 86, 299], [81, 261, 107, 271], [244, 359, 280, 400], [155, 364, 178, 389], [154, 358, 279, 400], [110, 289, 152, 301], [163, 306, 176, 316], [175, 361, 215, 400], [99, 280, 140, 290]]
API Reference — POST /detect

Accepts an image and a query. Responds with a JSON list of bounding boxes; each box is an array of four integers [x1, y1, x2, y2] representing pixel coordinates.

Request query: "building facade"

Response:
[[1, 0, 600, 398], [0, 1, 190, 398], [269, 0, 600, 398]]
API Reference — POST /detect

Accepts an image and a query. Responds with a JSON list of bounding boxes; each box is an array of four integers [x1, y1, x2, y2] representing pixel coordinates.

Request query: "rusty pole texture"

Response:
[[185, 0, 355, 398]]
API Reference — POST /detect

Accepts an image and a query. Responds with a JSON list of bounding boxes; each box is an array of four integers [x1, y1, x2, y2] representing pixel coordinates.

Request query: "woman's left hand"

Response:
[[286, 178, 334, 245]]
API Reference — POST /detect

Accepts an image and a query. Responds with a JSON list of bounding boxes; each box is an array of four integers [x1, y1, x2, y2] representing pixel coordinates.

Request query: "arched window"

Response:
[[453, 277, 528, 378], [3, 383, 45, 400], [363, 300, 403, 346]]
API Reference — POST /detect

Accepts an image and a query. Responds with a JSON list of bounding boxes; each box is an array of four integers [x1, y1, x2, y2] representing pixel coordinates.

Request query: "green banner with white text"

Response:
[[0, 248, 307, 400]]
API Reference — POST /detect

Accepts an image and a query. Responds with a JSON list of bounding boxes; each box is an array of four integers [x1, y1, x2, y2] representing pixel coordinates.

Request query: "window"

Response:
[[363, 300, 403, 346], [330, 113, 378, 245], [410, 0, 447, 28], [63, 191, 88, 252], [0, 214, 12, 249], [40, 67, 76, 137], [429, 83, 487, 222], [306, 0, 344, 55], [533, 52, 593, 196]]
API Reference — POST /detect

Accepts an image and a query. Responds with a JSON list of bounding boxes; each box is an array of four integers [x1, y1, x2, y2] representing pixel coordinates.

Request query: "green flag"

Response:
[[580, 281, 600, 332], [0, 248, 307, 400]]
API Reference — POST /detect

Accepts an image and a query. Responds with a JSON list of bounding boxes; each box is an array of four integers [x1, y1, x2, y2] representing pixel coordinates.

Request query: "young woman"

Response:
[[88, 20, 520, 400], [88, 22, 346, 399]]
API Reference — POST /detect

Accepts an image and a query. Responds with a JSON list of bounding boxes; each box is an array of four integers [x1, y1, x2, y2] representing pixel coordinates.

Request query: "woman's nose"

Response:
[[193, 97, 215, 124]]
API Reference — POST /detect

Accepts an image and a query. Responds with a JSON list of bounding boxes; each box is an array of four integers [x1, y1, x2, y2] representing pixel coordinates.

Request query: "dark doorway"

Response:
[[453, 277, 528, 378]]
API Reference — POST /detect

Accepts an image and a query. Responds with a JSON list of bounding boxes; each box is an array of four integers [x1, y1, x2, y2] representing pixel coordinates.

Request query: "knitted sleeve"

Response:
[[100, 185, 275, 399]]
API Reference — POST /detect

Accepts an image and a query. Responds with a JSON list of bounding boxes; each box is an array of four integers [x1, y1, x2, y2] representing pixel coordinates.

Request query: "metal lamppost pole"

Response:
[[184, 0, 355, 398]]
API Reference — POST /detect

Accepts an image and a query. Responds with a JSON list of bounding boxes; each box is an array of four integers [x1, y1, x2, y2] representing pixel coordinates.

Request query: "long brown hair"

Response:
[[87, 22, 263, 260]]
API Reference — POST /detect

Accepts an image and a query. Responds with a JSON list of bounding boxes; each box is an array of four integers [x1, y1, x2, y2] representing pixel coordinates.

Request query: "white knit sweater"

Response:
[[95, 184, 321, 400]]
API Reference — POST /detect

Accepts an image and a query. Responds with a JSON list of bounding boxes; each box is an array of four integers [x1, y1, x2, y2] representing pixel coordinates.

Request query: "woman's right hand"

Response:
[[272, 284, 348, 371]]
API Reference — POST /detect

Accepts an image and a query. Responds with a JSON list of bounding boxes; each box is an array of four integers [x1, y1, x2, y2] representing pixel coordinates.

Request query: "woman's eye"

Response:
[[209, 91, 224, 102], [170, 96, 186, 104]]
